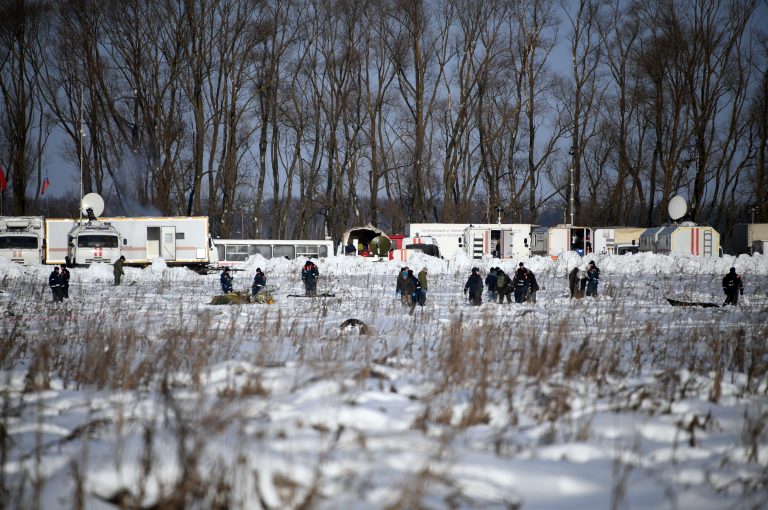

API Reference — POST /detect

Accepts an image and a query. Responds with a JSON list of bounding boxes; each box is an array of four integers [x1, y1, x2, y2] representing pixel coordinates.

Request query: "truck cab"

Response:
[[65, 210, 122, 267], [0, 216, 44, 265]]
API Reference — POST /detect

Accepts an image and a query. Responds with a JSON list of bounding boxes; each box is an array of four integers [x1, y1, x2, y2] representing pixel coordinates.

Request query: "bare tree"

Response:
[[562, 0, 605, 224], [0, 0, 50, 215]]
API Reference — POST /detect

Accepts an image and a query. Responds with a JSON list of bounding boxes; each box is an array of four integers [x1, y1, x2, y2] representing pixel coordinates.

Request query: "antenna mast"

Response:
[[79, 84, 84, 226]]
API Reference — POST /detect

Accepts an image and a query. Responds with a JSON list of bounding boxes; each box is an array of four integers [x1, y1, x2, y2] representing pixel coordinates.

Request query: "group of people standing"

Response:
[[48, 266, 71, 302], [395, 266, 428, 313], [465, 263, 539, 306], [568, 261, 601, 298], [219, 260, 319, 297]]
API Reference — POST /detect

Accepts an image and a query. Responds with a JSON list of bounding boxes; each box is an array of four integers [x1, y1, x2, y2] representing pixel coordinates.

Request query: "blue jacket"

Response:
[[220, 271, 233, 291], [302, 264, 319, 284], [485, 270, 497, 290]]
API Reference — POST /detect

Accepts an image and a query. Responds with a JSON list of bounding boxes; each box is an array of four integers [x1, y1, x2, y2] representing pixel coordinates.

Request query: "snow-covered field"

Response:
[[2, 252, 768, 509]]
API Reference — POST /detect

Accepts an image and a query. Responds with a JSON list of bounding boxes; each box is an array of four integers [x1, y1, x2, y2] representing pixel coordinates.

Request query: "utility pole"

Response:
[[79, 84, 84, 226], [568, 146, 575, 226]]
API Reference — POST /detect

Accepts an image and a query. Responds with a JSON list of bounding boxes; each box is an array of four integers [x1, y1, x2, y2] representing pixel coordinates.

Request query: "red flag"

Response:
[[41, 175, 50, 195], [0, 165, 6, 191]]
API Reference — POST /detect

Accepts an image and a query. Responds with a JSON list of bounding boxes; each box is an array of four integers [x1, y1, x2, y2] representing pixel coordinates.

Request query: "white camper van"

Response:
[[0, 216, 45, 265], [408, 223, 532, 259]]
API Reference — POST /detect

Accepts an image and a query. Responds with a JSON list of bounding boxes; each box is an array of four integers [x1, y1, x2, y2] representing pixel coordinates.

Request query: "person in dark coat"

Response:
[[344, 241, 356, 256], [464, 267, 484, 306], [408, 269, 421, 312], [60, 266, 71, 299], [585, 260, 600, 297], [511, 263, 530, 303], [113, 255, 126, 286], [48, 266, 63, 302], [525, 267, 539, 303], [395, 267, 410, 306], [301, 260, 319, 296], [252, 268, 266, 295], [485, 267, 498, 302], [417, 267, 428, 305], [722, 267, 744, 305], [496, 269, 512, 303], [220, 268, 234, 293], [568, 267, 581, 298]]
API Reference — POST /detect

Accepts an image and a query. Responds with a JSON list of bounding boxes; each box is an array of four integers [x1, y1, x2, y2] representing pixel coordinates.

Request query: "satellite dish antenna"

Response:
[[81, 192, 105, 221], [668, 195, 687, 221], [369, 235, 392, 257]]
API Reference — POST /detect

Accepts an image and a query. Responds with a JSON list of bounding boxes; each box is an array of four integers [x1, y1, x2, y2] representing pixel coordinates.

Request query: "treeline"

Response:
[[1, 0, 766, 241]]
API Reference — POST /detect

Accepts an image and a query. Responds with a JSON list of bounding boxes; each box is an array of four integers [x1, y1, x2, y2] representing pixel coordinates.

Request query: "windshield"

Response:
[[78, 235, 119, 248], [0, 236, 38, 249], [406, 244, 440, 257]]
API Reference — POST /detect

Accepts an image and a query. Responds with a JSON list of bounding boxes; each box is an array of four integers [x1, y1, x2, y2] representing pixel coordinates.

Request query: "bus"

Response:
[[211, 238, 334, 266]]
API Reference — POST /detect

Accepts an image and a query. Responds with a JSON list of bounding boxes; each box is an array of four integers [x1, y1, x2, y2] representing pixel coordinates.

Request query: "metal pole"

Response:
[[79, 84, 84, 226], [569, 162, 574, 226]]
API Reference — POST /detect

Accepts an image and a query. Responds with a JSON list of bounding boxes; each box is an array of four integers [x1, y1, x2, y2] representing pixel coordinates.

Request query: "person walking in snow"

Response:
[[585, 260, 600, 297], [722, 267, 744, 306], [525, 266, 539, 303], [511, 263, 530, 303], [568, 267, 581, 298], [113, 255, 126, 286], [464, 267, 484, 306], [48, 266, 63, 302], [395, 267, 410, 306], [301, 260, 319, 296], [400, 269, 416, 309], [60, 266, 71, 299], [408, 269, 422, 312], [417, 267, 429, 305], [220, 267, 234, 293], [496, 269, 512, 304], [485, 267, 498, 302], [252, 268, 266, 295]]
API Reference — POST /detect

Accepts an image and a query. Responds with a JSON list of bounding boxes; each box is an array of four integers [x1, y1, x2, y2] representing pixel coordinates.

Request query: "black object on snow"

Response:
[[666, 298, 721, 308]]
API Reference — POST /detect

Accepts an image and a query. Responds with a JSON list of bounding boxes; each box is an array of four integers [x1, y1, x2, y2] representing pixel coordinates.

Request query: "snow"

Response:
[[1, 253, 767, 509]]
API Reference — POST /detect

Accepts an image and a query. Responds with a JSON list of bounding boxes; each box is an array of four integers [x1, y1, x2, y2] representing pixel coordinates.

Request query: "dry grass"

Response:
[[1, 273, 767, 508]]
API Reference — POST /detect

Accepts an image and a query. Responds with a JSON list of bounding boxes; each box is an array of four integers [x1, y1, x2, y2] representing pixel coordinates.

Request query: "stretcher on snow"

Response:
[[666, 298, 721, 308]]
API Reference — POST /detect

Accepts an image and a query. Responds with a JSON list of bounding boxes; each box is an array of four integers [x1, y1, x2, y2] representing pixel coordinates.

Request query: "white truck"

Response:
[[46, 216, 215, 268], [408, 223, 533, 259], [45, 218, 122, 266], [0, 216, 45, 265]]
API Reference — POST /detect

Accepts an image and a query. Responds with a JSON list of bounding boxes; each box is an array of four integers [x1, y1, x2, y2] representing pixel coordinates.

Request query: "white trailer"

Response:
[[46, 216, 214, 267], [0, 216, 45, 265], [408, 223, 533, 259], [593, 227, 646, 255], [733, 223, 768, 255], [462, 224, 533, 259], [547, 225, 593, 259], [639, 225, 719, 256]]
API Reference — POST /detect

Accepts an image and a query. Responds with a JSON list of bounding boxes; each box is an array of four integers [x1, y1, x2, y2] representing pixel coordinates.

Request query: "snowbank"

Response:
[[2, 252, 767, 284]]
